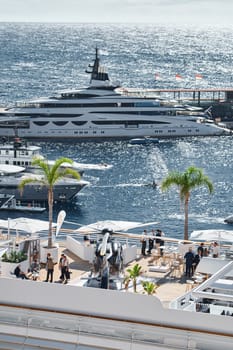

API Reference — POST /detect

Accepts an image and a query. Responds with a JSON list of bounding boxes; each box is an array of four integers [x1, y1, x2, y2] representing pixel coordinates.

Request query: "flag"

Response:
[[175, 74, 183, 81], [55, 210, 66, 237], [155, 73, 161, 81], [195, 73, 203, 80]]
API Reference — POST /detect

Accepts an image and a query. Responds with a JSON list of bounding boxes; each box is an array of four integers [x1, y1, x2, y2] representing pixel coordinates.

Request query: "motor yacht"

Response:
[[0, 164, 89, 205], [0, 136, 112, 172], [0, 49, 230, 140]]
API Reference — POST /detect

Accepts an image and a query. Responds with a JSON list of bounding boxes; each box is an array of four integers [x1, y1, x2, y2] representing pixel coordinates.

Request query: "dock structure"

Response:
[[126, 87, 233, 106]]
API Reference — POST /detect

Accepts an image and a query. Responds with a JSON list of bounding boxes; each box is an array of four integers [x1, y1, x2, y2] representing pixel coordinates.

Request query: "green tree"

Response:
[[161, 166, 213, 241], [141, 281, 159, 295], [126, 263, 142, 293], [18, 157, 81, 249]]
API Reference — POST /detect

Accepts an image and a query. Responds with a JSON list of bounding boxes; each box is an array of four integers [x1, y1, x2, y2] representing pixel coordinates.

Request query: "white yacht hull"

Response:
[[0, 113, 228, 140]]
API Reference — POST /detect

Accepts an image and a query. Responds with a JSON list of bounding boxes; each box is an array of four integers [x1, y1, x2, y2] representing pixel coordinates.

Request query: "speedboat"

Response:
[[0, 49, 230, 140], [129, 136, 159, 145], [0, 164, 89, 204]]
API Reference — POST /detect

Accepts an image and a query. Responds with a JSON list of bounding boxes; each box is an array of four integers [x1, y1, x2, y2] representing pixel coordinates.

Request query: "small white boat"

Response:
[[129, 137, 160, 145]]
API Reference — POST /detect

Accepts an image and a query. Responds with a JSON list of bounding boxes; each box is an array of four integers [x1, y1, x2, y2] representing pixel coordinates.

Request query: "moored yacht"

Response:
[[0, 164, 89, 205], [0, 49, 230, 140], [0, 136, 112, 172]]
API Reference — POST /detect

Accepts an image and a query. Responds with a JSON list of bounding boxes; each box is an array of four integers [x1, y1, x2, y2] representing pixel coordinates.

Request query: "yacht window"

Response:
[[40, 102, 118, 108], [134, 101, 160, 107], [92, 120, 170, 125], [33, 121, 49, 126], [60, 93, 99, 99], [91, 111, 166, 116], [71, 121, 87, 126], [52, 121, 68, 126]]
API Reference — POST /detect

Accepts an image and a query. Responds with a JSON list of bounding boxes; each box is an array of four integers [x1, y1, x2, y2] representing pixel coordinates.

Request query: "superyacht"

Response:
[[0, 49, 229, 140]]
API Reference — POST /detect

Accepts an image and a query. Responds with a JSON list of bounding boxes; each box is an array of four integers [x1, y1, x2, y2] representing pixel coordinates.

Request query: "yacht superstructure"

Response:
[[0, 49, 229, 140]]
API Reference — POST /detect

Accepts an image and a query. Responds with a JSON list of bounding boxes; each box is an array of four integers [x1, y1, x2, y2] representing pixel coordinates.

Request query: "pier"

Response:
[[126, 87, 233, 106]]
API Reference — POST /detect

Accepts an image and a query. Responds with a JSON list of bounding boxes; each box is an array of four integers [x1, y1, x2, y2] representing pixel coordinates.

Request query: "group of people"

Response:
[[45, 252, 70, 284], [184, 247, 202, 278], [141, 228, 165, 256], [184, 241, 220, 278], [14, 259, 40, 280], [13, 252, 71, 284]]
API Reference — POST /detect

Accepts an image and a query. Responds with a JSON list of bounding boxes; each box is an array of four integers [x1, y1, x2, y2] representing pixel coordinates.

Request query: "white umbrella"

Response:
[[190, 229, 233, 243], [75, 220, 159, 234], [0, 217, 56, 234]]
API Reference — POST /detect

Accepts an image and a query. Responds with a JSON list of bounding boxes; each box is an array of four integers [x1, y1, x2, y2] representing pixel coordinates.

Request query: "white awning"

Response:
[[75, 220, 159, 234], [0, 217, 56, 234], [190, 229, 233, 243]]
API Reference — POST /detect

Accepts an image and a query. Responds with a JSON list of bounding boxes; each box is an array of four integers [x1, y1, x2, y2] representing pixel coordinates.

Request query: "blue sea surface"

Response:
[[0, 23, 233, 239]]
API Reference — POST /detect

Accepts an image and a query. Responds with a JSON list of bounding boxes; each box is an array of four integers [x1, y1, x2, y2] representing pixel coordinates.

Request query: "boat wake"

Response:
[[91, 183, 158, 188], [168, 213, 226, 224]]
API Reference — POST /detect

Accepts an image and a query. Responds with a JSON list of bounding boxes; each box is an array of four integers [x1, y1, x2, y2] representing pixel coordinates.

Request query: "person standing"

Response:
[[184, 247, 195, 277], [212, 241, 220, 258], [193, 251, 201, 272], [45, 253, 55, 283], [148, 229, 155, 254], [141, 230, 147, 256], [59, 254, 70, 283], [156, 229, 165, 256], [197, 243, 204, 257]]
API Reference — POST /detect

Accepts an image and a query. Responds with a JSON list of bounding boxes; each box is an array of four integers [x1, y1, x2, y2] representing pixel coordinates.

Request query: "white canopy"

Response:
[[0, 217, 56, 234], [195, 257, 229, 275], [75, 220, 159, 234], [190, 229, 233, 243]]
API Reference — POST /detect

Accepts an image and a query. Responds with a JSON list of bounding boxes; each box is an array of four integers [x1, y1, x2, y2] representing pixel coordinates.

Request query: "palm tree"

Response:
[[141, 281, 159, 295], [18, 157, 81, 249], [161, 166, 213, 241], [126, 263, 142, 293]]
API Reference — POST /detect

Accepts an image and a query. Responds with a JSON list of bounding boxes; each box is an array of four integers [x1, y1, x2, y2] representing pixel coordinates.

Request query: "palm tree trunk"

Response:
[[184, 197, 189, 241], [133, 279, 137, 293], [48, 188, 54, 249]]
